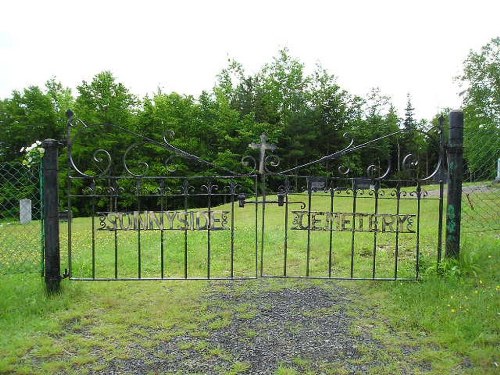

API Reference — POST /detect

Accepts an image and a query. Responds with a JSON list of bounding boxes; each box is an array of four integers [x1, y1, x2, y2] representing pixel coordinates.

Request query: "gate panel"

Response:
[[258, 176, 442, 280], [67, 175, 258, 280]]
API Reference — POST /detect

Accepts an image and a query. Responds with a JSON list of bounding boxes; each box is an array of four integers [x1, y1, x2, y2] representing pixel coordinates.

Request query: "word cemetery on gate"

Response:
[[98, 210, 416, 234], [291, 211, 416, 233]]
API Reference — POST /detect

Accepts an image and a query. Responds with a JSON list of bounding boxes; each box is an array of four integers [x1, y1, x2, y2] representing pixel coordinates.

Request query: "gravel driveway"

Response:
[[102, 280, 422, 375]]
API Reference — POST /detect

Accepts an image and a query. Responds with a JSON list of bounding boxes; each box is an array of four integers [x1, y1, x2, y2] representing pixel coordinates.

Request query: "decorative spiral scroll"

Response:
[[368, 188, 386, 197], [156, 180, 168, 195], [338, 165, 351, 175], [180, 179, 195, 195], [390, 188, 408, 198], [123, 142, 150, 177], [106, 183, 124, 196], [366, 160, 391, 180], [164, 155, 178, 173], [402, 153, 419, 170], [341, 132, 355, 151], [419, 156, 443, 182], [201, 182, 219, 194], [66, 112, 114, 178], [264, 154, 280, 173], [408, 188, 430, 198], [66, 110, 87, 128], [241, 155, 257, 174], [68, 148, 113, 178], [224, 180, 242, 195]]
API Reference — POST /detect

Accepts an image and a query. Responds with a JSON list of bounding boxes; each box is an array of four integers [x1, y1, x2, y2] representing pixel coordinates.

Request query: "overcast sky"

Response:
[[1, 0, 499, 120]]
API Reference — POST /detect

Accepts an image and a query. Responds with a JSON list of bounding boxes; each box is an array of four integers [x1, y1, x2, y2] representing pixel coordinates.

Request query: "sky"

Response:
[[1, 0, 499, 120]]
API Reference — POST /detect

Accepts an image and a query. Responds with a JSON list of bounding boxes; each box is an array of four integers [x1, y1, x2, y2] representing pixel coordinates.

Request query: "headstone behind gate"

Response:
[[19, 198, 32, 224], [495, 158, 500, 182]]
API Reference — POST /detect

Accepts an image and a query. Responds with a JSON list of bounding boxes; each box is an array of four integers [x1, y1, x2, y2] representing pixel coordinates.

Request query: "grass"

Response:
[[0, 185, 498, 374], [361, 230, 500, 373]]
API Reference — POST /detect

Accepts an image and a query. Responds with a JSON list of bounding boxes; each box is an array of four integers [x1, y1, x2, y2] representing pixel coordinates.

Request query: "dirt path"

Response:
[[101, 280, 427, 374]]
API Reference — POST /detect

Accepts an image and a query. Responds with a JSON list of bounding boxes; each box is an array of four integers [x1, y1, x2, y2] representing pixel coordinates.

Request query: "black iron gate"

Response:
[[64, 116, 445, 281]]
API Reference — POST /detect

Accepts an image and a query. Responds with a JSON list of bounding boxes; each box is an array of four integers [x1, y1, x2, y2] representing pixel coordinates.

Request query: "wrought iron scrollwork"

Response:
[[366, 160, 391, 180], [264, 154, 280, 174], [241, 155, 257, 175], [338, 165, 351, 176], [123, 142, 150, 177], [180, 179, 195, 195], [201, 181, 219, 194]]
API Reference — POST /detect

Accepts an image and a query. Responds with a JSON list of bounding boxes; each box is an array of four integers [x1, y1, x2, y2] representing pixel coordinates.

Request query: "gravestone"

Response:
[[307, 177, 326, 192], [19, 199, 32, 224], [496, 158, 500, 182]]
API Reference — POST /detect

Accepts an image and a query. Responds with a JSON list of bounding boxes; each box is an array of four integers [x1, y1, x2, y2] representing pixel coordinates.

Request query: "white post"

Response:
[[496, 158, 500, 182], [19, 199, 32, 224]]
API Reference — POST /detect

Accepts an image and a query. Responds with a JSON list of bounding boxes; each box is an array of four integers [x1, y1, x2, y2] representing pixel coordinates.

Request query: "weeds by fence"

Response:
[[462, 124, 500, 233], [0, 163, 43, 274]]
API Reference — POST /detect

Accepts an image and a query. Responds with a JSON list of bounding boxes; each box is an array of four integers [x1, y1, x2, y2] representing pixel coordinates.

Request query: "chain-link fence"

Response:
[[0, 162, 43, 274], [462, 124, 500, 233]]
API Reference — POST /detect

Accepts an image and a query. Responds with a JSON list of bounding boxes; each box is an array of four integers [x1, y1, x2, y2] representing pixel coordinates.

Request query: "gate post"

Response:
[[42, 139, 61, 293], [445, 110, 464, 259]]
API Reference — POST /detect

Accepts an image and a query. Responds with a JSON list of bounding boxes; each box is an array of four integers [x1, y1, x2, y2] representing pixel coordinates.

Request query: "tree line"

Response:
[[0, 39, 498, 193]]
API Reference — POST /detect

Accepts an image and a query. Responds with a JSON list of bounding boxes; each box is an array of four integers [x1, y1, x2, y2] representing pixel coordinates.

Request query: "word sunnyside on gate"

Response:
[[41, 111, 466, 290]]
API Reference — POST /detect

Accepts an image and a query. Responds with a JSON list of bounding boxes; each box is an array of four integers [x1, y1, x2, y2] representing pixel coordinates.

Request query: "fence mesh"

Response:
[[462, 124, 500, 233], [0, 162, 43, 274]]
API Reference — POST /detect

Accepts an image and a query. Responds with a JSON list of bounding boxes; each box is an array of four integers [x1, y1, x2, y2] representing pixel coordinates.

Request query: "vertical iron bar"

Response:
[[254, 176, 258, 278], [415, 182, 422, 280], [160, 179, 165, 279], [113, 179, 118, 279], [283, 191, 289, 277], [437, 115, 445, 265], [446, 110, 464, 259], [260, 174, 266, 276], [328, 186, 335, 278], [372, 187, 380, 279], [230, 183, 235, 278], [306, 186, 312, 277], [114, 226, 118, 279], [67, 177, 72, 279], [137, 179, 142, 279], [437, 180, 445, 265], [91, 195, 96, 279], [184, 180, 189, 279], [394, 184, 401, 280], [207, 183, 212, 279], [350, 188, 357, 279], [109, 179, 118, 279]]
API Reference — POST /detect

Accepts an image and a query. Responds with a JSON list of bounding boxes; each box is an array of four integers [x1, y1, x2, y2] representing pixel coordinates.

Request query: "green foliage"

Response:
[[0, 47, 474, 215], [436, 250, 482, 278], [0, 81, 68, 162], [458, 37, 500, 180]]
